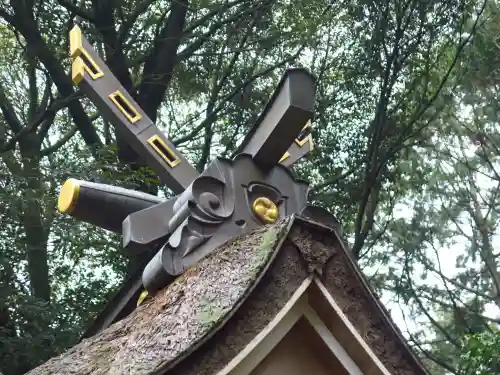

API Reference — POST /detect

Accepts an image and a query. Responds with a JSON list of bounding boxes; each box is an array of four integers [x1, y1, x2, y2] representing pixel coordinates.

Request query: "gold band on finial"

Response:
[[69, 25, 104, 83], [252, 197, 279, 224], [137, 290, 149, 306], [69, 25, 83, 58], [58, 179, 80, 214], [72, 58, 85, 85]]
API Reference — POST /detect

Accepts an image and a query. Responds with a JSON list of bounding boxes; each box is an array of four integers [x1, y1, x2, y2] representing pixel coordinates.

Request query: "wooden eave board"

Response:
[[217, 276, 392, 375]]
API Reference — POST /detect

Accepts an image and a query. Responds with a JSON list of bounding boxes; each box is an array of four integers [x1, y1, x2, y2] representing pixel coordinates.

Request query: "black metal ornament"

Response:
[[59, 25, 341, 339]]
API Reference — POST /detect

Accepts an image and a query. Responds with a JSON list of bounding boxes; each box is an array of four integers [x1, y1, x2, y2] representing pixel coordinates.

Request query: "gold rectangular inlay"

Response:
[[295, 120, 312, 147], [147, 135, 181, 168], [109, 90, 142, 124]]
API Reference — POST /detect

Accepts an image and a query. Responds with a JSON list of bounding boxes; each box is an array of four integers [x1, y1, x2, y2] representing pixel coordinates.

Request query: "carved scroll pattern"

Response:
[[167, 176, 235, 257]]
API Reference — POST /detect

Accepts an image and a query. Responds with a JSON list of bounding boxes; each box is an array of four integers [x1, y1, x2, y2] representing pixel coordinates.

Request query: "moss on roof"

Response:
[[27, 216, 432, 375], [27, 219, 292, 375]]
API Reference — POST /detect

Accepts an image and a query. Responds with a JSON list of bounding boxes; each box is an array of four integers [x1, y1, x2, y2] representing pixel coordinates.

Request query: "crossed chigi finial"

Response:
[[59, 25, 339, 339]]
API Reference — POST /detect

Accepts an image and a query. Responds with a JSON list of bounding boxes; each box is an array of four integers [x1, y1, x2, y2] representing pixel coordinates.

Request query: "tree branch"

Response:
[[26, 55, 38, 123], [118, 0, 156, 43], [0, 80, 23, 133], [92, 1, 133, 91], [7, 1, 102, 150], [0, 91, 84, 154], [40, 126, 78, 156], [178, 0, 266, 61], [137, 0, 189, 121], [57, 0, 95, 22], [173, 49, 304, 147]]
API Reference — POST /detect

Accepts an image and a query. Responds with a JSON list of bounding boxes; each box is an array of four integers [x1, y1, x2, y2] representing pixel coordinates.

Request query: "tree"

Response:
[[0, 0, 328, 373], [459, 332, 500, 375], [0, 0, 493, 373], [360, 2, 500, 374]]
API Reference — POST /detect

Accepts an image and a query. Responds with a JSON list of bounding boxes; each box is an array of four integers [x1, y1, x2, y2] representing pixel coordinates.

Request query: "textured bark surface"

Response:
[[28, 216, 429, 375], [314, 226, 429, 375], [171, 239, 309, 375], [27, 219, 292, 375], [173, 219, 429, 375]]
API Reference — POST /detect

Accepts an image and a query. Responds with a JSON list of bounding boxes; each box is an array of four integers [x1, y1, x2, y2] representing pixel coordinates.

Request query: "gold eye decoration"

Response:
[[252, 197, 279, 224]]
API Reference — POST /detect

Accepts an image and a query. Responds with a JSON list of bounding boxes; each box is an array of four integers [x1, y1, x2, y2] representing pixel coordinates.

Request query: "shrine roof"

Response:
[[27, 216, 429, 375]]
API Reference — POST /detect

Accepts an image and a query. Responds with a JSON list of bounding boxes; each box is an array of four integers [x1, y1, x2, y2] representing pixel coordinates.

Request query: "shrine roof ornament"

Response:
[[58, 25, 340, 338], [26, 217, 430, 375]]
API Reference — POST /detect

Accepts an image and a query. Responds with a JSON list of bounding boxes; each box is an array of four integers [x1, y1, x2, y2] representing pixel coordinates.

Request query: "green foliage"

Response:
[[0, 0, 496, 374], [459, 332, 500, 375]]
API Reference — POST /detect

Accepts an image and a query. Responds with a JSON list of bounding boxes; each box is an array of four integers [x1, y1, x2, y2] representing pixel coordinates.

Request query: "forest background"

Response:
[[0, 0, 499, 374]]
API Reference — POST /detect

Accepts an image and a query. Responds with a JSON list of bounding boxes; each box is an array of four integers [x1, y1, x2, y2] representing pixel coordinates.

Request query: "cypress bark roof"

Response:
[[28, 216, 429, 375], [28, 220, 291, 375]]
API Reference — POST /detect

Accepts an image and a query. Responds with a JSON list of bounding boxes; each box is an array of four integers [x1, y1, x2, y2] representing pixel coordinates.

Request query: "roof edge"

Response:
[[158, 216, 297, 374], [293, 216, 431, 375]]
